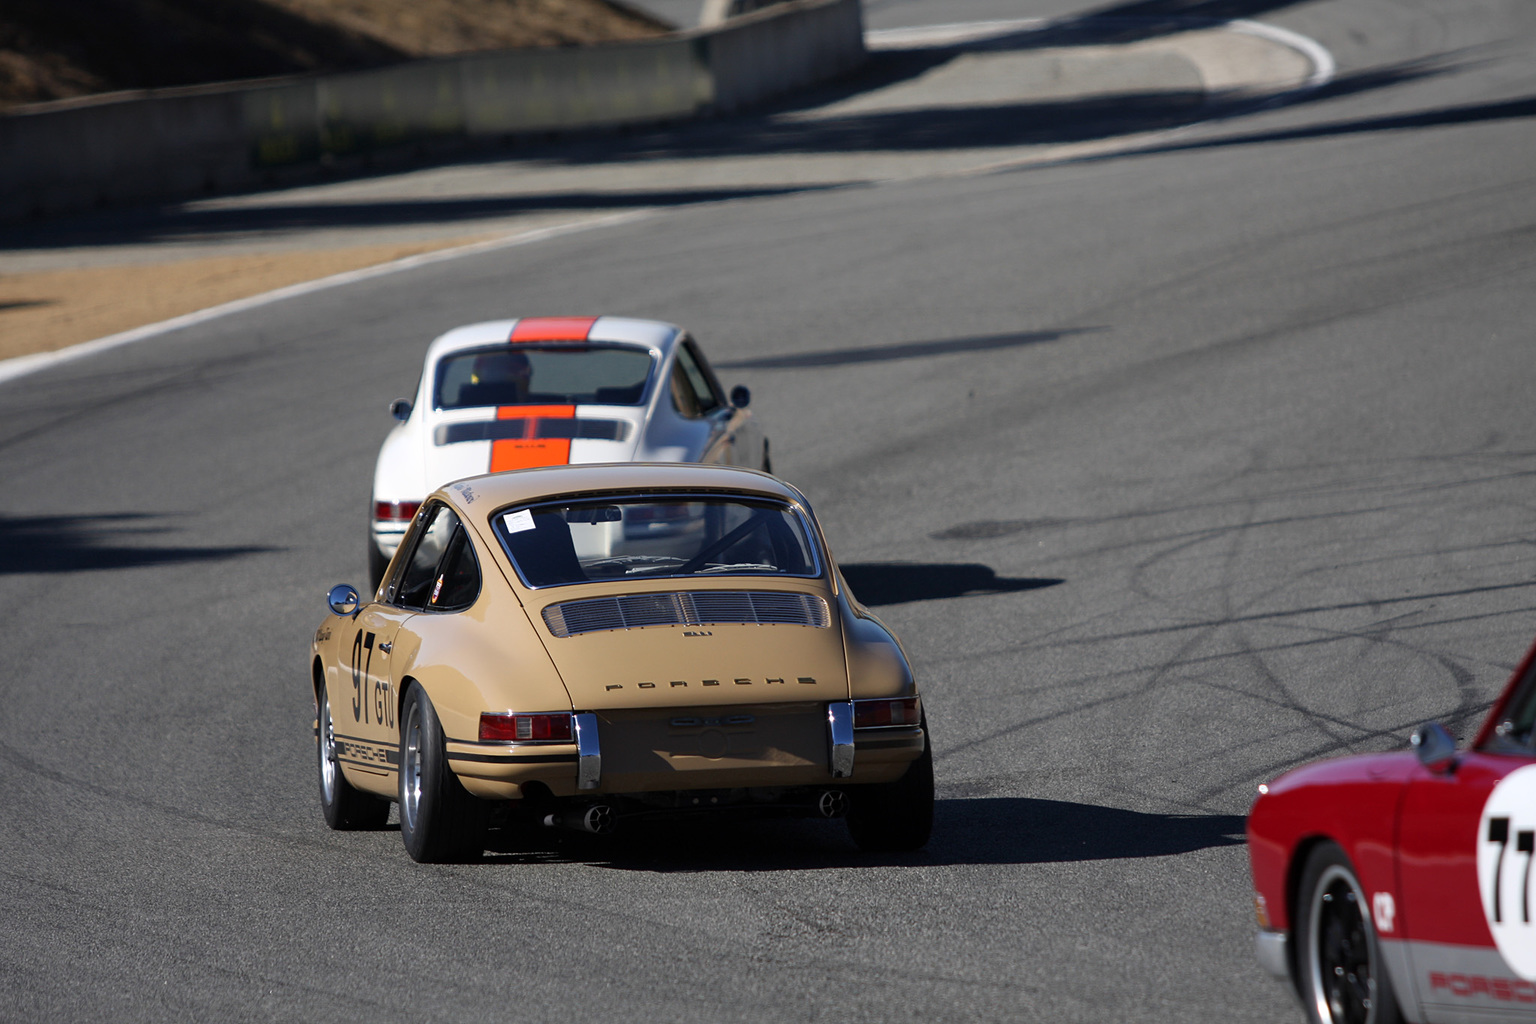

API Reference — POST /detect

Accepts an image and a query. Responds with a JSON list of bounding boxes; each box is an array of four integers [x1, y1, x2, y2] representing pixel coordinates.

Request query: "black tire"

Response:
[[367, 540, 390, 595], [846, 719, 934, 852], [317, 686, 389, 830], [398, 682, 486, 863], [1296, 842, 1403, 1024]]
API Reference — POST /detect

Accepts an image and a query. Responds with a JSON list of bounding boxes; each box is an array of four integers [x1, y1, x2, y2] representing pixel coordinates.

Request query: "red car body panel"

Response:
[[1248, 752, 1417, 934], [1246, 636, 1536, 1023]]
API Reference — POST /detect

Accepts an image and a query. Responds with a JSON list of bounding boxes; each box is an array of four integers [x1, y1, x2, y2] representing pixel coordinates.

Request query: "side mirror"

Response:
[[389, 398, 413, 422], [327, 584, 361, 617], [729, 385, 751, 409], [1411, 721, 1457, 772]]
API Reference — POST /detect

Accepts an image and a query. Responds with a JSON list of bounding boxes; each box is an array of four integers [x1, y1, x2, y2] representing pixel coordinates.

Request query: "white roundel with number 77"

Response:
[[1478, 764, 1536, 980]]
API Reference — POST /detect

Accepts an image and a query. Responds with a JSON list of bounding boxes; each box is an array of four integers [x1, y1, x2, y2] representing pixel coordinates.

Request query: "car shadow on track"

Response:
[[840, 562, 1063, 606], [712, 328, 1099, 370], [0, 512, 272, 573], [476, 796, 1243, 871]]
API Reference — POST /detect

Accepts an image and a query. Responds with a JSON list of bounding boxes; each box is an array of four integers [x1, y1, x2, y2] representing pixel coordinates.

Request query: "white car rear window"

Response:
[[434, 345, 654, 409]]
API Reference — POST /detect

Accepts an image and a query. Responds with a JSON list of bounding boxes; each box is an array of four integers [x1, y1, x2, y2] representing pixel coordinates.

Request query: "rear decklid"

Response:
[[524, 579, 850, 710]]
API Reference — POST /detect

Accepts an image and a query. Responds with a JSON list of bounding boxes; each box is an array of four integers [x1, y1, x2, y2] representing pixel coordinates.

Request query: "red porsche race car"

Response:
[[1247, 633, 1536, 1024]]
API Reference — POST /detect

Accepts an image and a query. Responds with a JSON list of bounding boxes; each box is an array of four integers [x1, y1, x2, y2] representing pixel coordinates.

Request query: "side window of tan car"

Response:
[[427, 527, 480, 612], [670, 341, 723, 419], [391, 504, 478, 612]]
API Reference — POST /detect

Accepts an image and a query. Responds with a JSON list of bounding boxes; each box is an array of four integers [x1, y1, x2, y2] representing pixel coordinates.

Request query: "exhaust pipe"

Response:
[[543, 804, 615, 834], [817, 790, 848, 818]]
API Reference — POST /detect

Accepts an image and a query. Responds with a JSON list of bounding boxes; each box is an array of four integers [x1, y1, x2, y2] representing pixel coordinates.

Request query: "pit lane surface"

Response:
[[3, 1, 1536, 1020]]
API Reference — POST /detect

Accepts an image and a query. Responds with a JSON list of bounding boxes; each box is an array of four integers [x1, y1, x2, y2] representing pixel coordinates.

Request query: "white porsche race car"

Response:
[[369, 316, 769, 587]]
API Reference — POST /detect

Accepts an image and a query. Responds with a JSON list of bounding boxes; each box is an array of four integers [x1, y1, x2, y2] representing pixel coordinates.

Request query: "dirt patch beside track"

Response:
[[0, 0, 668, 109], [0, 237, 489, 361]]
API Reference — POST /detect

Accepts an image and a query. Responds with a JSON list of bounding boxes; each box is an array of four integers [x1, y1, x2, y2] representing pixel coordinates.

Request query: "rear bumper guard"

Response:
[[827, 702, 854, 778], [575, 712, 602, 790]]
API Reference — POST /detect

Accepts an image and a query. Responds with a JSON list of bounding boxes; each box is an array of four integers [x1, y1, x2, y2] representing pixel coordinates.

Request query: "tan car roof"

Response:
[[434, 462, 805, 514]]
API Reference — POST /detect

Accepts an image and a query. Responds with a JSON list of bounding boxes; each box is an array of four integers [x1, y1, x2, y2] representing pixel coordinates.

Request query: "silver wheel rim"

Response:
[[319, 692, 339, 802], [1307, 862, 1376, 1024], [401, 700, 423, 832]]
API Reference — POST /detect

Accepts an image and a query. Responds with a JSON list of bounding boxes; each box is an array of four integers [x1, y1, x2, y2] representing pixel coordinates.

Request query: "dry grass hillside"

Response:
[[0, 0, 670, 110]]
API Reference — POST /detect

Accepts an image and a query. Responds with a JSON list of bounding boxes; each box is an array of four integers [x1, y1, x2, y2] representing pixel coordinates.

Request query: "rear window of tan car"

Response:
[[494, 496, 819, 588]]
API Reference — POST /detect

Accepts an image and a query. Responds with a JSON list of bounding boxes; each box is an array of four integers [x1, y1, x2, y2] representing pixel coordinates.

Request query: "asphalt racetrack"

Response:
[[3, 1, 1536, 1020]]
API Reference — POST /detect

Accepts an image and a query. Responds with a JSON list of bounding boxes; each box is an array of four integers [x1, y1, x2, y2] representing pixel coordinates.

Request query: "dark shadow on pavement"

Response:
[[1109, 91, 1536, 160], [478, 796, 1244, 870], [841, 563, 1063, 606], [0, 185, 838, 251], [715, 328, 1096, 370], [0, 512, 272, 573]]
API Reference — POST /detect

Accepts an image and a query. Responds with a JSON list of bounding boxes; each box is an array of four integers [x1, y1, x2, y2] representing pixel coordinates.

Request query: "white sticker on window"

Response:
[[1478, 763, 1536, 979], [504, 509, 536, 534]]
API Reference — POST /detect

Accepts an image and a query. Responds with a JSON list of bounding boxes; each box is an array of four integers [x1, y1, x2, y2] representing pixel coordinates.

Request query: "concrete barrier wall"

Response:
[[0, 0, 862, 222], [703, 0, 865, 112]]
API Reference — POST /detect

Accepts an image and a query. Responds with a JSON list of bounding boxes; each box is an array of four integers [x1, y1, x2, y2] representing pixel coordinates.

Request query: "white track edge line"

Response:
[[0, 209, 655, 387], [1227, 18, 1336, 91], [0, 18, 1334, 388]]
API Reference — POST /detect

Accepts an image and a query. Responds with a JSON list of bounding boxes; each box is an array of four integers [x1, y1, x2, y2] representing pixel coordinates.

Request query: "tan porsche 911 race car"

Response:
[[310, 463, 932, 862]]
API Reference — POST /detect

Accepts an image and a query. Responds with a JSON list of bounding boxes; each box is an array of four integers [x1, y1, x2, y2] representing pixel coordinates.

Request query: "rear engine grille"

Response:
[[434, 418, 628, 445], [543, 591, 830, 637]]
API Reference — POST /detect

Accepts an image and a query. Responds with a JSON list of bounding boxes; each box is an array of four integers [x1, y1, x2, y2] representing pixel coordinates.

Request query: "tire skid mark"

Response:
[[930, 604, 1536, 677], [1007, 580, 1536, 651], [0, 739, 339, 853]]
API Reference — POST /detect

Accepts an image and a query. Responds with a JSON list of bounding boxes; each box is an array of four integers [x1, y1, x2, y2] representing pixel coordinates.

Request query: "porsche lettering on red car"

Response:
[[1247, 633, 1536, 1024]]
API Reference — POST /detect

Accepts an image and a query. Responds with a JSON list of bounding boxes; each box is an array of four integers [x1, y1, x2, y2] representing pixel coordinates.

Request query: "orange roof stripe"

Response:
[[510, 317, 599, 342]]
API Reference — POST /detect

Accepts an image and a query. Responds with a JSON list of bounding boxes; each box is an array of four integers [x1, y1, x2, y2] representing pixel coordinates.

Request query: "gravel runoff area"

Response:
[[0, 19, 1315, 367]]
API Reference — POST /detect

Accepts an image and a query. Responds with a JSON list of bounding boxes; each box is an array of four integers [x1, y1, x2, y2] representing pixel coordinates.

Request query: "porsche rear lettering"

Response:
[[602, 676, 818, 691]]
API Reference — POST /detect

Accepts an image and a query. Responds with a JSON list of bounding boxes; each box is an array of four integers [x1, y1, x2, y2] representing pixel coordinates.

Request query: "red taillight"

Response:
[[374, 500, 421, 522], [853, 697, 921, 729], [479, 712, 574, 742]]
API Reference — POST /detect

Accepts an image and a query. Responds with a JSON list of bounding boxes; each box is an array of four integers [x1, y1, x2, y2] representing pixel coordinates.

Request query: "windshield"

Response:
[[434, 345, 654, 410], [1487, 658, 1536, 757], [494, 495, 820, 588]]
